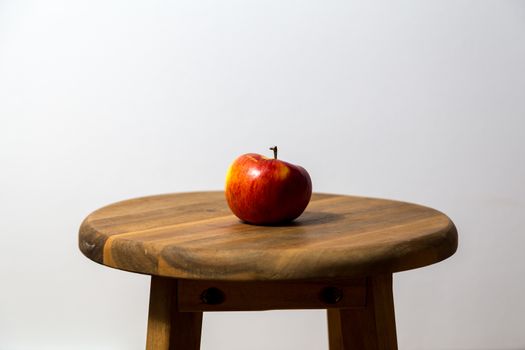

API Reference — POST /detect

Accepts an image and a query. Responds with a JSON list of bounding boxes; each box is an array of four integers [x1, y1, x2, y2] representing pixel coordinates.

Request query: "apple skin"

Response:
[[225, 153, 312, 225]]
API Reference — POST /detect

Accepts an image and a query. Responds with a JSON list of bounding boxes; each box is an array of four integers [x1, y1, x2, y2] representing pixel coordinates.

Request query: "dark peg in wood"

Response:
[[320, 286, 343, 304], [200, 287, 225, 305]]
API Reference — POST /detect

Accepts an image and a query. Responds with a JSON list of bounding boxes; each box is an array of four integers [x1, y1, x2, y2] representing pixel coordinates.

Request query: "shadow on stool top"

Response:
[[79, 191, 457, 281]]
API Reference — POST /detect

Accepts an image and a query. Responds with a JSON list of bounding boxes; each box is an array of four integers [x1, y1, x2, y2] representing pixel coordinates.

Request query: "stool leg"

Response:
[[327, 274, 397, 350], [146, 276, 203, 350], [327, 308, 344, 350]]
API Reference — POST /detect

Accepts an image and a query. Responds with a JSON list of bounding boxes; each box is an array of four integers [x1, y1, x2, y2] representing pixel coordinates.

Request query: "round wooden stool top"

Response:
[[79, 192, 457, 281]]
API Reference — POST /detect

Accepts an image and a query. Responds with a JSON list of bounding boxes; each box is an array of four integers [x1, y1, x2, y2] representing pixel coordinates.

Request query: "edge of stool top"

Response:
[[79, 191, 458, 281]]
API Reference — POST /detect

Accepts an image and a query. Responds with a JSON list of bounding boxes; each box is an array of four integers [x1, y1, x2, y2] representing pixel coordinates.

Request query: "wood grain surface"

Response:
[[177, 278, 367, 312], [79, 191, 457, 281], [327, 274, 397, 350], [146, 277, 202, 350]]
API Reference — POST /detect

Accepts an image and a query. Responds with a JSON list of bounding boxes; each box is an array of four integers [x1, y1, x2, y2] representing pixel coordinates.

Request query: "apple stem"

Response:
[[269, 146, 278, 159]]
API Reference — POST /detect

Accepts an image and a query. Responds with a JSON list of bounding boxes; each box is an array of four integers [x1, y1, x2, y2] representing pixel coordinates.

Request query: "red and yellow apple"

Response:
[[225, 146, 312, 225]]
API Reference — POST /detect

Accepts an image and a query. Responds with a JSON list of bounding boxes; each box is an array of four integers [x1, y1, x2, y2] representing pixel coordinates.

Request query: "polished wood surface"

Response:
[[177, 278, 367, 312], [327, 274, 397, 350], [79, 191, 457, 281], [146, 277, 202, 350]]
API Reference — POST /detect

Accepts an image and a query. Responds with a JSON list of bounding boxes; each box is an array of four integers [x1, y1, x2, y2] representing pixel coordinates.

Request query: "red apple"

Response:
[[225, 146, 312, 225]]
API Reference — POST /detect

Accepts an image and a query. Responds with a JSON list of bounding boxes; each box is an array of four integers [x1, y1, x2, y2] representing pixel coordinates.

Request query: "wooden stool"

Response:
[[79, 192, 457, 349]]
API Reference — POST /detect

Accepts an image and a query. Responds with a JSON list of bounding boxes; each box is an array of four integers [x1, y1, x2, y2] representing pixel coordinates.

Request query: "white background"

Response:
[[1, 1, 524, 349]]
